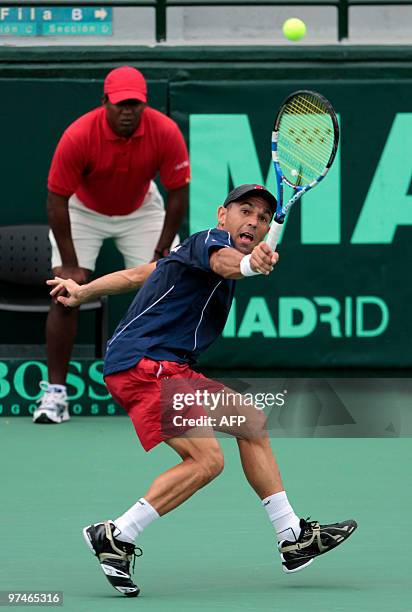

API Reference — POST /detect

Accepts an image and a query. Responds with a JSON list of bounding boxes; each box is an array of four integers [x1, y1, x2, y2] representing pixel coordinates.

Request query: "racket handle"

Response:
[[266, 220, 284, 251]]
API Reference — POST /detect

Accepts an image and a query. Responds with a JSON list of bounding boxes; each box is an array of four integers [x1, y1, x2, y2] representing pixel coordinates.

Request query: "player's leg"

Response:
[[114, 181, 179, 267], [83, 360, 224, 597], [34, 197, 104, 424], [237, 434, 300, 538], [83, 433, 223, 597], [135, 433, 224, 517], [111, 434, 223, 542], [237, 434, 357, 573]]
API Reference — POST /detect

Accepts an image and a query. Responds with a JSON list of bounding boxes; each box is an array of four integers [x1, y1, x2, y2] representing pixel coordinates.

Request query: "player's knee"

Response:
[[237, 432, 270, 450], [209, 448, 225, 479], [253, 430, 271, 445], [199, 447, 224, 484]]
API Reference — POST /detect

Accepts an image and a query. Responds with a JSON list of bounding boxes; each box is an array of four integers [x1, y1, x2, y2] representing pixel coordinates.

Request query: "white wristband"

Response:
[[240, 254, 261, 277]]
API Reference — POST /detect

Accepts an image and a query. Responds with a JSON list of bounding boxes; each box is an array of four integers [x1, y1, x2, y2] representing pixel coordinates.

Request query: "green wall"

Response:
[[1, 46, 412, 367], [0, 75, 168, 345]]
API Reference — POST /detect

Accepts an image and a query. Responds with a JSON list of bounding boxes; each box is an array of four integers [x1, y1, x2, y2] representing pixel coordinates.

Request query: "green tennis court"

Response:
[[1, 417, 410, 611]]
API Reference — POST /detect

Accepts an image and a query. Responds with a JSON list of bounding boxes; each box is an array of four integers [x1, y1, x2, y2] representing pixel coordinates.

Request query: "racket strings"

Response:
[[277, 95, 335, 184], [282, 114, 333, 149], [278, 149, 328, 184], [282, 110, 333, 147], [279, 138, 331, 171], [278, 130, 331, 181], [278, 158, 317, 185], [287, 95, 328, 115], [281, 100, 334, 150], [279, 134, 331, 167], [283, 96, 333, 132]]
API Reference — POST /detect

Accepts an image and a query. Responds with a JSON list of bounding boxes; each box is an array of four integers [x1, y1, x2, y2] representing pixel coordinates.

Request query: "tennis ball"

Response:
[[282, 18, 307, 41]]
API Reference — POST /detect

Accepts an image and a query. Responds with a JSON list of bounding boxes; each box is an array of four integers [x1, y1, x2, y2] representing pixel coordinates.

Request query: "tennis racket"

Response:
[[266, 90, 339, 250]]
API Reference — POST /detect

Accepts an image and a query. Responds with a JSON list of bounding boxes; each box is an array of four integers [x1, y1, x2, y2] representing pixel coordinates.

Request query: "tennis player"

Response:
[[48, 184, 357, 597]]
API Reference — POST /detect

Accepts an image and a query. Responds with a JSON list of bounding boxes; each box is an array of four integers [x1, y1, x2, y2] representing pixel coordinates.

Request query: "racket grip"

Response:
[[266, 220, 284, 250]]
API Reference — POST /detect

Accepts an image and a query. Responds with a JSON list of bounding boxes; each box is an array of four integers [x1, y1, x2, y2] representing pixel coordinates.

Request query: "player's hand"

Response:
[[53, 266, 88, 284], [49, 266, 88, 302], [250, 242, 279, 275], [46, 276, 84, 308]]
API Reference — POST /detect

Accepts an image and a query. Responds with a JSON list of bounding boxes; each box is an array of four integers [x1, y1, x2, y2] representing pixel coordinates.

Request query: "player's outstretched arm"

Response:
[[47, 262, 157, 307], [210, 242, 279, 279]]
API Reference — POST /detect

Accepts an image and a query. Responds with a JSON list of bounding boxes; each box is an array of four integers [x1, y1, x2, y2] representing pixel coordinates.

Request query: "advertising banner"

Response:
[[170, 80, 412, 367]]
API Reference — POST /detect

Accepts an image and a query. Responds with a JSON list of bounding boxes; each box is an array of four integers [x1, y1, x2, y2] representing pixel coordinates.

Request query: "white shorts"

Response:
[[50, 181, 178, 271]]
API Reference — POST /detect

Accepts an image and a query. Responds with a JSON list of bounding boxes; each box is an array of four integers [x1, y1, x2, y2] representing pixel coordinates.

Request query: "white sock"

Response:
[[113, 498, 159, 544], [262, 491, 301, 542]]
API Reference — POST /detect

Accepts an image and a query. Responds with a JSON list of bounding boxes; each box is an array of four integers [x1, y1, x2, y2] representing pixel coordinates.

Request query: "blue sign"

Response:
[[0, 6, 113, 36]]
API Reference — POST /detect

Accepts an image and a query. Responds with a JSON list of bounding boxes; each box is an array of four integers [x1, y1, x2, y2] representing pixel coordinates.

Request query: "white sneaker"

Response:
[[33, 381, 70, 424]]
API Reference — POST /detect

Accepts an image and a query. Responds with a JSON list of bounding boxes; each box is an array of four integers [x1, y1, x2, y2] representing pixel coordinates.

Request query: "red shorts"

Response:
[[105, 358, 222, 451]]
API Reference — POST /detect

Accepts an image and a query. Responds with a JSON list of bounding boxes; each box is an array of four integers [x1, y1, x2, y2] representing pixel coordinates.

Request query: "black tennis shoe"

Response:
[[279, 517, 358, 573], [83, 521, 142, 597]]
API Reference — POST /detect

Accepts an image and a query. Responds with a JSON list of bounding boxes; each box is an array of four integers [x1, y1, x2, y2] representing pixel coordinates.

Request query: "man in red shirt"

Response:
[[33, 66, 190, 425]]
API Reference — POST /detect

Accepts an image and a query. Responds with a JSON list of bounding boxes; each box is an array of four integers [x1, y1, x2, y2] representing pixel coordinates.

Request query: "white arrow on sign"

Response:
[[94, 8, 108, 20]]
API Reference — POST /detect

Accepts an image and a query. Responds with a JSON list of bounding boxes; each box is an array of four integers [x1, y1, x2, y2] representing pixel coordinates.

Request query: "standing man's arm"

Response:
[[155, 115, 191, 261], [153, 184, 189, 260], [47, 191, 89, 284], [47, 128, 89, 285]]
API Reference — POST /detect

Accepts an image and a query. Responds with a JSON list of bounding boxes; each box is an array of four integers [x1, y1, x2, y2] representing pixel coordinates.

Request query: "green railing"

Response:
[[0, 0, 409, 43]]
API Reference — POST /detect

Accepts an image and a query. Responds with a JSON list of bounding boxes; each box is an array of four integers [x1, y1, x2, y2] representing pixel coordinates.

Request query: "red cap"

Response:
[[104, 66, 147, 104]]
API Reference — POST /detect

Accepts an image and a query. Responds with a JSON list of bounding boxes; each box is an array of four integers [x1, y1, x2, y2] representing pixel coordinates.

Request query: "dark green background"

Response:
[[1, 47, 411, 367], [0, 76, 168, 344], [171, 79, 412, 367]]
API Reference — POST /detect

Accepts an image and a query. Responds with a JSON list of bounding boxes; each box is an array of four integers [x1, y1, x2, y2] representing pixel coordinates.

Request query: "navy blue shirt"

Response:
[[103, 229, 236, 376]]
